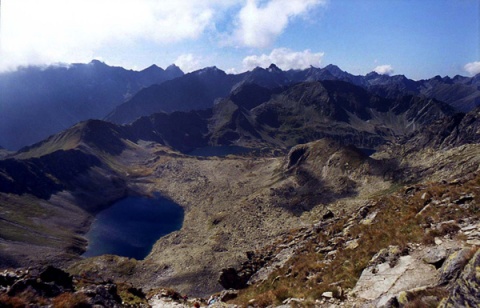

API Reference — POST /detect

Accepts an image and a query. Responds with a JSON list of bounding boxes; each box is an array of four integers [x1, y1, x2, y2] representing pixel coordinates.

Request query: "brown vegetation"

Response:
[[232, 172, 480, 306]]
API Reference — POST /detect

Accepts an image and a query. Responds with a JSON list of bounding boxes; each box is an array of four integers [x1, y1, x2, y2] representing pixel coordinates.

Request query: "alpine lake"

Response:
[[83, 195, 184, 260]]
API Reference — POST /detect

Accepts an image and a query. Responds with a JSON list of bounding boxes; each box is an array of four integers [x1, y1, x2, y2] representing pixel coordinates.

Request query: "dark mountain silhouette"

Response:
[[0, 60, 183, 150], [105, 67, 236, 124], [2, 59, 478, 152]]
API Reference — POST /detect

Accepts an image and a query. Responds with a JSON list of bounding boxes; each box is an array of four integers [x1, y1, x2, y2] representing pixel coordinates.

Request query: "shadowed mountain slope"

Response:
[[2, 61, 478, 152], [0, 61, 183, 150], [208, 80, 455, 150]]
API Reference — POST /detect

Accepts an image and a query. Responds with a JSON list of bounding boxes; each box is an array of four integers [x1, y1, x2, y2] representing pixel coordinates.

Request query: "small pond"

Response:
[[187, 146, 254, 157], [83, 195, 184, 260]]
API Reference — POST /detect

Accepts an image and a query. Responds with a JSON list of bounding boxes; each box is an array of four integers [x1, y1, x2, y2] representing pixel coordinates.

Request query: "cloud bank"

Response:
[[0, 0, 327, 71], [0, 0, 226, 69], [374, 64, 394, 75], [243, 48, 324, 71], [464, 61, 480, 76], [234, 0, 327, 48], [174, 54, 204, 73]]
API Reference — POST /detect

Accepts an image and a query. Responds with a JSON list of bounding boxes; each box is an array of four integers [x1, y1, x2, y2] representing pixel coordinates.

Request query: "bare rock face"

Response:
[[0, 266, 146, 307], [439, 249, 480, 307], [438, 248, 474, 285], [352, 246, 439, 307]]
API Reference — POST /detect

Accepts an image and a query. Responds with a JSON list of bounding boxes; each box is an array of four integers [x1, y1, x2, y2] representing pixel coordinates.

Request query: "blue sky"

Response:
[[0, 0, 478, 79]]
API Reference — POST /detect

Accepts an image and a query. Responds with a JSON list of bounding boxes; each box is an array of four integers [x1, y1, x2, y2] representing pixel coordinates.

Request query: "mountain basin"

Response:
[[82, 195, 184, 260]]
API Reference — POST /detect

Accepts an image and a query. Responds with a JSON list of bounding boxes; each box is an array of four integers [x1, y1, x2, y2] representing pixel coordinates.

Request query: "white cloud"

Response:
[[0, 0, 238, 70], [464, 61, 480, 76], [374, 64, 394, 75], [234, 0, 327, 48], [174, 54, 203, 73], [225, 68, 238, 74], [243, 48, 324, 70], [0, 0, 329, 72]]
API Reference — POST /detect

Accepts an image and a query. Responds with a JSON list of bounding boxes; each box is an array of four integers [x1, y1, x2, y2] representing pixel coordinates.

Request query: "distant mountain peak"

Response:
[[366, 71, 380, 78], [195, 66, 226, 76], [143, 64, 164, 72], [166, 64, 181, 72], [164, 64, 184, 79], [324, 64, 344, 74], [89, 59, 107, 66], [267, 63, 282, 73]]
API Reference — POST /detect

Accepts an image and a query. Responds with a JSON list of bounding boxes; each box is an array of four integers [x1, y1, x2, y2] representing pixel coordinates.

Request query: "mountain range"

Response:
[[0, 61, 480, 306], [106, 64, 480, 125], [1, 61, 479, 150], [0, 60, 183, 150]]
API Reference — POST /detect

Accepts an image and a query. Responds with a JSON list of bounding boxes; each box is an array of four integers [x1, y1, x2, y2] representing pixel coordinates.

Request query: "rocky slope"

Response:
[[210, 107, 480, 307], [236, 81, 453, 149], [221, 168, 480, 307]]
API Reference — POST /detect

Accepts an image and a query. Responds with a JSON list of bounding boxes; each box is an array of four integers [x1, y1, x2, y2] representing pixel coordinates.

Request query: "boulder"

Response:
[[40, 266, 73, 290], [422, 247, 448, 269], [78, 283, 122, 307], [219, 289, 238, 302]]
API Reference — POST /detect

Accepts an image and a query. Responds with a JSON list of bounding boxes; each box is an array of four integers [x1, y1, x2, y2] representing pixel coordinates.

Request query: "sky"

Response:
[[0, 0, 478, 80]]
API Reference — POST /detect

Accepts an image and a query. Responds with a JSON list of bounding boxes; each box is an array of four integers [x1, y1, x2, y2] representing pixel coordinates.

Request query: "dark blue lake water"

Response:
[[187, 146, 254, 157], [83, 196, 184, 260]]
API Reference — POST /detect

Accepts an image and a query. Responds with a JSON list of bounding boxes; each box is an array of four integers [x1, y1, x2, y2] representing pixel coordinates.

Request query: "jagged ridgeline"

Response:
[[0, 62, 480, 306], [1, 62, 479, 150]]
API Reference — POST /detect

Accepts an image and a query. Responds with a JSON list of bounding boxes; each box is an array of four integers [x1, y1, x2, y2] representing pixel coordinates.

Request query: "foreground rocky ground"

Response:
[[222, 169, 480, 307]]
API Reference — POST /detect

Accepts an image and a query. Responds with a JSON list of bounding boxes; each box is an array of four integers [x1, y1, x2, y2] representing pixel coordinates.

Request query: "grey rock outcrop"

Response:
[[438, 248, 473, 285], [439, 249, 480, 307], [352, 246, 439, 307]]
